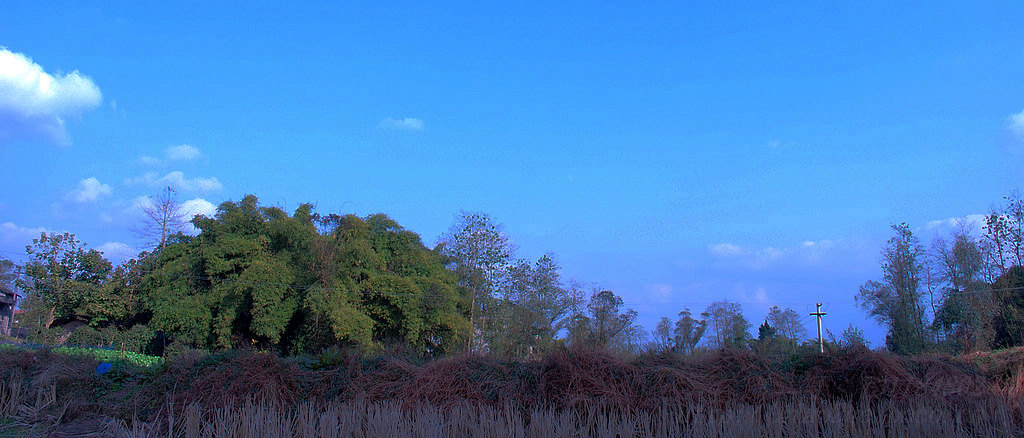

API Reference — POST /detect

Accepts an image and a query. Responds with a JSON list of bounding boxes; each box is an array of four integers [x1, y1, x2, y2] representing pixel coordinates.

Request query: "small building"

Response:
[[0, 289, 14, 337]]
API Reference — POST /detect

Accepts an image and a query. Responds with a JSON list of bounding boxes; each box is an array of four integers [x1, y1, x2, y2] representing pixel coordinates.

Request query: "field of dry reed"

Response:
[[2, 347, 1023, 437]]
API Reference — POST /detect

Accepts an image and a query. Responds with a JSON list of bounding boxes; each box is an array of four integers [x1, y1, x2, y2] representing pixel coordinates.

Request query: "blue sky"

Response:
[[1, 2, 1023, 346]]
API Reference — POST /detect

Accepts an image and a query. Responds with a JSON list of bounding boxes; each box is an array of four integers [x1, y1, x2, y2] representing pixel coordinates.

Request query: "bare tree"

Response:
[[135, 186, 186, 250]]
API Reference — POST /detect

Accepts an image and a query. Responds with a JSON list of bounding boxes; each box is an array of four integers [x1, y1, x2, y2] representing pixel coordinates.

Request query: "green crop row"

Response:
[[0, 343, 163, 368]]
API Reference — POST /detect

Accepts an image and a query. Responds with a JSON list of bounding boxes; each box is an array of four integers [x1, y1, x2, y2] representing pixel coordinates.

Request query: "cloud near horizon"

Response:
[[0, 47, 101, 145], [0, 222, 51, 259], [377, 117, 424, 131], [921, 214, 988, 236]]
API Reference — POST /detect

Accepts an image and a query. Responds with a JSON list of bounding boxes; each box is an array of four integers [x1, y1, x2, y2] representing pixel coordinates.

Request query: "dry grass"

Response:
[[98, 398, 1019, 438], [3, 346, 1024, 436]]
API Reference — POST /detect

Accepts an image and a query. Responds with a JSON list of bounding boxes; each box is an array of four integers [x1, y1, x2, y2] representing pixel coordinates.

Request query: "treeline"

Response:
[[2, 194, 659, 357], [3, 192, 833, 358], [857, 191, 1024, 355], [4, 189, 1020, 358]]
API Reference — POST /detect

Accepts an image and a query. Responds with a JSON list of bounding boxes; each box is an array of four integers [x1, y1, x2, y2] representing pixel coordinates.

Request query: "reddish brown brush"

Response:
[[401, 354, 540, 409], [969, 348, 1024, 404], [691, 348, 798, 405], [351, 356, 418, 401], [7, 345, 1024, 435], [168, 351, 305, 409], [538, 348, 645, 410]]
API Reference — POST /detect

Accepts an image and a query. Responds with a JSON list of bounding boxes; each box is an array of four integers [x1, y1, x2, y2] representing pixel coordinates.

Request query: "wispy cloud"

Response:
[[737, 286, 771, 305], [68, 177, 112, 203], [165, 144, 200, 161], [127, 171, 222, 192], [140, 144, 202, 165], [0, 47, 102, 145], [708, 239, 840, 269], [644, 283, 674, 302], [377, 117, 425, 131], [922, 214, 988, 235]]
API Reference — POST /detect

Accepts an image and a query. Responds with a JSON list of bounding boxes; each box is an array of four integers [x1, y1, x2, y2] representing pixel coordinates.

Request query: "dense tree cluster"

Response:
[[858, 191, 1024, 354]]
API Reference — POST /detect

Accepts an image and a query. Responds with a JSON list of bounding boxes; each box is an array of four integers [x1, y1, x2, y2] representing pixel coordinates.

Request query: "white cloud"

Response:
[[1008, 109, 1024, 152], [128, 171, 222, 192], [738, 286, 771, 305], [96, 241, 137, 262], [165, 144, 200, 161], [0, 222, 50, 258], [644, 283, 674, 302], [1010, 110, 1024, 139], [68, 177, 112, 203], [129, 195, 153, 213], [139, 144, 202, 165], [377, 117, 425, 131], [708, 243, 747, 257], [180, 197, 216, 219], [0, 48, 102, 145], [709, 239, 842, 269], [922, 214, 988, 235]]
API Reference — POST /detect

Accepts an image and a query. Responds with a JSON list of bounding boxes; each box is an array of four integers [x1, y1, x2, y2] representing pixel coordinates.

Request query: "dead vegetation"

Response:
[[2, 346, 1024, 436]]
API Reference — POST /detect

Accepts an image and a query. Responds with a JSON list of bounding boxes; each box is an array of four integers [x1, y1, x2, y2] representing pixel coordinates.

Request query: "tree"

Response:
[[755, 306, 806, 355], [568, 289, 642, 354], [145, 196, 468, 355], [648, 317, 674, 353], [438, 212, 513, 352], [673, 308, 706, 354], [21, 232, 113, 327], [489, 254, 572, 358], [135, 186, 187, 251], [993, 266, 1024, 348], [703, 300, 751, 349], [856, 223, 927, 354], [839, 324, 870, 350], [766, 306, 807, 341], [930, 230, 993, 352], [983, 191, 1024, 274]]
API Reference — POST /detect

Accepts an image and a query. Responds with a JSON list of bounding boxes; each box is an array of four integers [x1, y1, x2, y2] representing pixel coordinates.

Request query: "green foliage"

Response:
[[67, 324, 156, 354], [143, 195, 468, 356], [51, 345, 163, 368], [21, 232, 116, 325], [993, 267, 1024, 349]]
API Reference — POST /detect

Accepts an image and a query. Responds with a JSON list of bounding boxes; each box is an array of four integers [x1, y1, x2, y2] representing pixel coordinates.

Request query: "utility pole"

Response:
[[810, 303, 827, 353]]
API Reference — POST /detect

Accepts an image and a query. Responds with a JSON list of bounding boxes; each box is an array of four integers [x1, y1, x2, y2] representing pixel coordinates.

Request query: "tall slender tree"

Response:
[[857, 223, 928, 354], [438, 211, 513, 352]]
